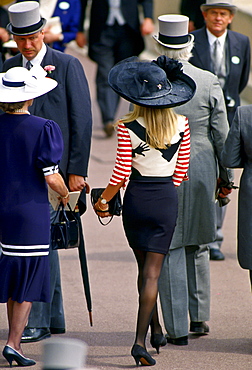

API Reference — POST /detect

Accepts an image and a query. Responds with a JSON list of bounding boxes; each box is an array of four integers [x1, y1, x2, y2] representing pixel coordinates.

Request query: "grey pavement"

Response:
[[1, 45, 252, 370]]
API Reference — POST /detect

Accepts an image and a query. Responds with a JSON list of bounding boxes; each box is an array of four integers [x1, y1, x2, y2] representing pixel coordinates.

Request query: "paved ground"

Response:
[[1, 46, 252, 370]]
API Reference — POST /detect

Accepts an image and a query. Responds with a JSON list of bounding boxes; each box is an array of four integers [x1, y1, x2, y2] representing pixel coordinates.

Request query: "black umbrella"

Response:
[[77, 212, 93, 326]]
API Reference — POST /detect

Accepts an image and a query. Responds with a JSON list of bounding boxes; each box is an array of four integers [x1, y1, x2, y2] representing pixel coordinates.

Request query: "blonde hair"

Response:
[[120, 104, 178, 149]]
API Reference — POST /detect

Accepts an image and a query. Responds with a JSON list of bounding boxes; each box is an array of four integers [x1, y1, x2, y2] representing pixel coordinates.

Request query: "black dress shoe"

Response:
[[103, 122, 114, 137], [190, 321, 209, 335], [166, 335, 188, 345], [209, 248, 225, 260], [21, 328, 51, 343], [50, 327, 66, 334]]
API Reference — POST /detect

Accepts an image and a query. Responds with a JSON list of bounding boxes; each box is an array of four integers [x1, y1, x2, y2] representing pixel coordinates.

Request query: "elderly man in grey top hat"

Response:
[[189, 0, 250, 261], [3, 1, 92, 343], [153, 14, 232, 344]]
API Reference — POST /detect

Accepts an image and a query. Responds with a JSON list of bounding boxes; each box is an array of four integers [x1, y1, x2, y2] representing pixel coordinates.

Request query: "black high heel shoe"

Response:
[[2, 345, 36, 367], [131, 344, 156, 366], [150, 334, 167, 354]]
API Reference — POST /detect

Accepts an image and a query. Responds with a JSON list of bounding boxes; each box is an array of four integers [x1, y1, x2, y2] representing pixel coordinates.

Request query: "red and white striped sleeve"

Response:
[[109, 122, 132, 186], [172, 118, 190, 187]]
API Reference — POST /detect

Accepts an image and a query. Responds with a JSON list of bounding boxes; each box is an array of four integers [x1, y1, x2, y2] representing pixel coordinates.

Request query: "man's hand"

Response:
[[75, 32, 86, 48], [44, 27, 63, 43], [0, 27, 9, 43], [69, 174, 90, 193], [141, 18, 154, 36]]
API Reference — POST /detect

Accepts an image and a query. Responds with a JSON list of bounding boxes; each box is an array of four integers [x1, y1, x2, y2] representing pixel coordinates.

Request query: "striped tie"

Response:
[[213, 39, 222, 74], [26, 60, 32, 70]]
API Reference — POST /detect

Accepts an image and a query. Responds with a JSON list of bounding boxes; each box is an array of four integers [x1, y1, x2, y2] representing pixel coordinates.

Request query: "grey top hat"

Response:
[[200, 0, 237, 13], [7, 1, 46, 36], [42, 338, 87, 370], [153, 14, 194, 49], [108, 56, 196, 109]]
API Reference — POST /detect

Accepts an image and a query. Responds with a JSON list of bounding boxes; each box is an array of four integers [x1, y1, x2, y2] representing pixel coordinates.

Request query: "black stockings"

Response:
[[133, 249, 165, 348]]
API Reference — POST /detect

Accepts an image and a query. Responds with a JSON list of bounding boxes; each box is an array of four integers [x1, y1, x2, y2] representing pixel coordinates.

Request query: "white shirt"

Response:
[[22, 42, 47, 68], [106, 0, 126, 26], [207, 29, 227, 58], [207, 29, 227, 87]]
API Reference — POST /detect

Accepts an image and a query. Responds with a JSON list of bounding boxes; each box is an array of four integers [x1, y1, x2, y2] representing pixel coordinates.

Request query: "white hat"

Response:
[[201, 0, 237, 13], [153, 14, 194, 49], [42, 338, 87, 370], [7, 1, 46, 36], [0, 66, 57, 102]]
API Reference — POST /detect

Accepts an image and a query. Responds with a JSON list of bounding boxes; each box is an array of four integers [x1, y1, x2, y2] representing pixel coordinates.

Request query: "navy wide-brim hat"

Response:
[[108, 56, 196, 109]]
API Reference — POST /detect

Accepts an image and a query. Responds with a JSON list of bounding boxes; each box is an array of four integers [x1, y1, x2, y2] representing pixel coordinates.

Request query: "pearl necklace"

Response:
[[6, 109, 30, 114]]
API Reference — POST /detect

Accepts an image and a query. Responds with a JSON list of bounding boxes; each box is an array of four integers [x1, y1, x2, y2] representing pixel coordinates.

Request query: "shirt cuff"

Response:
[[43, 165, 59, 176]]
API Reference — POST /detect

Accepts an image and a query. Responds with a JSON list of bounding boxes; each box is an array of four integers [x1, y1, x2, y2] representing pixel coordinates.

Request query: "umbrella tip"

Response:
[[89, 311, 93, 326]]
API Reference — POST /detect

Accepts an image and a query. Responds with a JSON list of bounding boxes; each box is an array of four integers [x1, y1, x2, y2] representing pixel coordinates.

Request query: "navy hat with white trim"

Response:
[[0, 66, 57, 102]]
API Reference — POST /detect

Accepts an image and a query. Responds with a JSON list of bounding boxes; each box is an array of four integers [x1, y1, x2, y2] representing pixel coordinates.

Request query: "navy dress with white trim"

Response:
[[0, 113, 63, 303]]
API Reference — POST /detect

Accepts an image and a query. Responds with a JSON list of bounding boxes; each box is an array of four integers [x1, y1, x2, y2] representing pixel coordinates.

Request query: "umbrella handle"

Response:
[[89, 311, 93, 327]]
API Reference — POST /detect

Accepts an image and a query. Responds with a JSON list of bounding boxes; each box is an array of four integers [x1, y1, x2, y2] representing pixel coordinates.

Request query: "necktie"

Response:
[[213, 39, 222, 74], [26, 60, 32, 70]]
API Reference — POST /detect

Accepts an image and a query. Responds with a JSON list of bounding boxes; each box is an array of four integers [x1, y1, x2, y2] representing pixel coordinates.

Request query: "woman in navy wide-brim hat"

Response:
[[0, 66, 69, 367], [93, 56, 196, 366]]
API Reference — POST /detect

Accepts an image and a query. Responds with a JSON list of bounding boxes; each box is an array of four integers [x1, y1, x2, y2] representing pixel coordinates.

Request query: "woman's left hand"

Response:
[[93, 201, 111, 218]]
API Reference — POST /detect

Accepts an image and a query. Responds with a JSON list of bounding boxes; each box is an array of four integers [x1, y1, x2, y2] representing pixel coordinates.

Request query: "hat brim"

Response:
[[6, 18, 47, 36], [200, 4, 237, 13], [108, 68, 196, 109], [153, 33, 194, 49], [0, 75, 57, 102]]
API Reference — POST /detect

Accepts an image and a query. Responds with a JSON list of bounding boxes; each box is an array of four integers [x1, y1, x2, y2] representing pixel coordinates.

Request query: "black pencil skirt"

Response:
[[122, 179, 178, 255]]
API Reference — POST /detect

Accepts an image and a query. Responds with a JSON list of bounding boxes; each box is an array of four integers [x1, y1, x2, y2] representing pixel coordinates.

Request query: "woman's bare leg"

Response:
[[6, 298, 32, 354]]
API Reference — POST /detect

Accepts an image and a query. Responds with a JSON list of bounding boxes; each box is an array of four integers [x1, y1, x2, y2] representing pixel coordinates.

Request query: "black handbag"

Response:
[[90, 188, 122, 225], [51, 203, 80, 250]]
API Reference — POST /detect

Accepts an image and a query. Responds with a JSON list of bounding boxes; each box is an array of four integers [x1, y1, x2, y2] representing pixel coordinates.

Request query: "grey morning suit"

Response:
[[159, 61, 230, 338]]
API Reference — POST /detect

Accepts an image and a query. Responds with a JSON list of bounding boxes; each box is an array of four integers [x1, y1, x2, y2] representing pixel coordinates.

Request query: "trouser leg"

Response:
[[208, 204, 226, 250], [92, 24, 138, 125], [92, 26, 120, 124], [185, 244, 210, 322], [96, 61, 120, 124], [159, 248, 188, 338]]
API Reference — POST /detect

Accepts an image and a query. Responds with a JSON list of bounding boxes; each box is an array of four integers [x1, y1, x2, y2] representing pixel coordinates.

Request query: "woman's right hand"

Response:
[[58, 191, 70, 207]]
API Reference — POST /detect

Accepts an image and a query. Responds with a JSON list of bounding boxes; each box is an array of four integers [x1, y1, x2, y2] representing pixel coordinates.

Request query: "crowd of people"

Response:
[[0, 0, 251, 368]]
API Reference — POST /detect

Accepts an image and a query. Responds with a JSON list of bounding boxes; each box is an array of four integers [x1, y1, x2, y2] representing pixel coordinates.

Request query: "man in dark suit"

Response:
[[76, 0, 154, 137], [190, 0, 250, 125], [189, 0, 250, 261], [180, 0, 205, 31], [3, 1, 92, 342]]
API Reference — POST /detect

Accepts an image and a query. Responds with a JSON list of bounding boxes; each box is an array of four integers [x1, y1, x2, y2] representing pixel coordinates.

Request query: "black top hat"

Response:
[[108, 56, 196, 109], [7, 1, 46, 36]]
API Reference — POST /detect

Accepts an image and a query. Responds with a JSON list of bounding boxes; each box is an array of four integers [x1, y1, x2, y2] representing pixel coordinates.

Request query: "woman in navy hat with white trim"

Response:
[[0, 66, 69, 367], [93, 56, 196, 366]]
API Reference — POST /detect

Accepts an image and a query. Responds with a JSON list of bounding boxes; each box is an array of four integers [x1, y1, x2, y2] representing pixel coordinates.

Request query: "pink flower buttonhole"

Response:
[[44, 65, 56, 74]]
